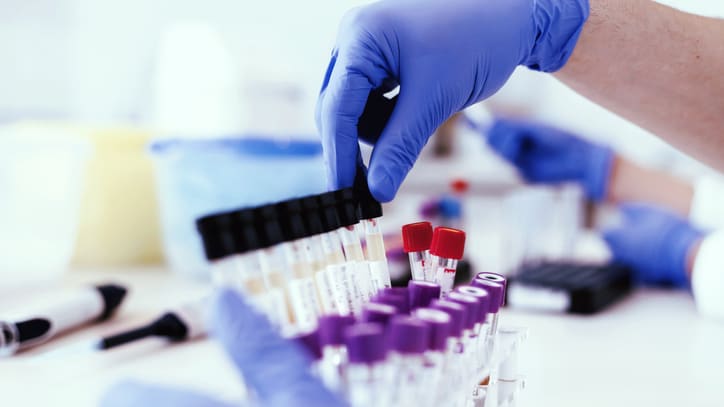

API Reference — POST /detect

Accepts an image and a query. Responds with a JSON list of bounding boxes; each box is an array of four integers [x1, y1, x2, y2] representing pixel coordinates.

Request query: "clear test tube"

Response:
[[402, 222, 434, 281], [335, 189, 372, 314], [430, 227, 466, 297], [344, 323, 390, 407], [319, 191, 357, 315], [471, 278, 505, 366], [447, 291, 484, 393], [454, 285, 492, 376], [431, 299, 467, 406], [355, 169, 391, 292], [413, 308, 452, 407], [318, 315, 355, 394], [385, 316, 430, 407]]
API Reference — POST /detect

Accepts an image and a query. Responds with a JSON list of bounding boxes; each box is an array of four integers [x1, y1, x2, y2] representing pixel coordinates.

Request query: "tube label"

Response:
[[351, 261, 373, 306], [315, 270, 338, 314], [434, 268, 457, 297], [287, 277, 321, 332], [368, 260, 391, 292], [326, 263, 358, 315]]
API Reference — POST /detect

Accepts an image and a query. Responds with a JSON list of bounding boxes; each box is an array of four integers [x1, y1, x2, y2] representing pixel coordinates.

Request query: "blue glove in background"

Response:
[[316, 0, 589, 202], [487, 118, 614, 201], [101, 290, 345, 407], [603, 204, 704, 288]]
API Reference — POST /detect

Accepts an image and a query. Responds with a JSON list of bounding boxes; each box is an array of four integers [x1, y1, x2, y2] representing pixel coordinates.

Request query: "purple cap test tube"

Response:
[[408, 280, 441, 310], [294, 330, 322, 361], [387, 315, 429, 355], [477, 272, 507, 306], [382, 287, 409, 303], [455, 285, 491, 324], [447, 292, 479, 332], [431, 299, 465, 339], [472, 278, 503, 314], [414, 308, 452, 352], [374, 293, 409, 314], [318, 315, 356, 347], [345, 323, 387, 365], [361, 302, 397, 326]]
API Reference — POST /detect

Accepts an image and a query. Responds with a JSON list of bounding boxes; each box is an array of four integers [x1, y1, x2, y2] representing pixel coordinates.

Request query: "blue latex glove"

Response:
[[316, 0, 590, 202], [487, 118, 614, 201], [603, 204, 705, 288], [101, 290, 345, 407]]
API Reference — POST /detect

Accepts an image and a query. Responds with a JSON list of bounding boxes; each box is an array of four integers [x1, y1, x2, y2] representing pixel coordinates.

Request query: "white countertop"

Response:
[[2, 267, 723, 407]]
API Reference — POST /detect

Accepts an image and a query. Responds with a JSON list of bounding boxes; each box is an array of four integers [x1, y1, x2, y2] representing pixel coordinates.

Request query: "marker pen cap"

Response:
[[455, 285, 491, 323], [361, 303, 397, 326], [429, 227, 466, 260], [345, 323, 387, 364], [294, 330, 322, 361], [333, 188, 359, 227], [387, 316, 429, 355], [431, 299, 465, 338], [318, 315, 356, 347], [372, 293, 409, 315], [402, 222, 434, 253], [318, 192, 342, 233], [446, 292, 479, 331], [408, 280, 441, 310], [471, 278, 504, 313], [300, 195, 326, 237], [477, 272, 507, 305], [414, 308, 452, 352]]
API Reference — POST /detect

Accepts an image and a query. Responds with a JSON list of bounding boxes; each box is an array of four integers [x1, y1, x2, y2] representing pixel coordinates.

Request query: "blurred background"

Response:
[[1, 0, 722, 287]]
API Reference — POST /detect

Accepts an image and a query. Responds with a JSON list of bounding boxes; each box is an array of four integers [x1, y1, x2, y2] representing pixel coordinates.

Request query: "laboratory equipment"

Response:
[[507, 261, 633, 314], [408, 280, 441, 310], [0, 284, 127, 356], [356, 171, 392, 291], [360, 302, 397, 326], [430, 227, 466, 297], [334, 188, 371, 315], [412, 307, 451, 407], [402, 221, 434, 281], [344, 323, 389, 407], [385, 316, 429, 406], [318, 314, 355, 393], [372, 292, 409, 314], [151, 137, 326, 278]]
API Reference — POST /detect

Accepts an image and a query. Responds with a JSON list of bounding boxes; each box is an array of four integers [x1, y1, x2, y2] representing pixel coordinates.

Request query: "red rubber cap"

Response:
[[402, 222, 433, 253], [430, 227, 466, 260]]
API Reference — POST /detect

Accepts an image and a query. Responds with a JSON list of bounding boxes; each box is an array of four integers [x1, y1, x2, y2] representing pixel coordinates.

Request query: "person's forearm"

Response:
[[556, 0, 724, 172], [607, 155, 693, 216]]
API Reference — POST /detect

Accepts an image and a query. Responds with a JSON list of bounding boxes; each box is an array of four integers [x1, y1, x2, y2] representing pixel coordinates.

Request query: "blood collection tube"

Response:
[[477, 272, 507, 306], [430, 227, 466, 297], [355, 169, 391, 292], [454, 285, 492, 374], [318, 192, 353, 315], [386, 316, 430, 406], [431, 299, 468, 405], [413, 307, 452, 407], [344, 323, 389, 407], [318, 314, 356, 393], [360, 302, 397, 327], [373, 292, 409, 314], [299, 197, 337, 314], [402, 222, 434, 281], [335, 189, 372, 314], [447, 291, 484, 387], [472, 278, 504, 363], [408, 280, 441, 310], [196, 211, 245, 289]]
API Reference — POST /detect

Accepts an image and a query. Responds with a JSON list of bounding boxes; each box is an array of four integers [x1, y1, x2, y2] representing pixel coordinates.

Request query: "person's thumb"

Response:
[[367, 86, 448, 202]]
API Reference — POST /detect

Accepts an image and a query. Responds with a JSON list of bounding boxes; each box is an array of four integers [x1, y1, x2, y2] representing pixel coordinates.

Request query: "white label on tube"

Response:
[[326, 263, 356, 315], [264, 288, 293, 334], [287, 278, 319, 332], [352, 261, 373, 305], [435, 267, 457, 297], [315, 270, 338, 314], [368, 260, 391, 291]]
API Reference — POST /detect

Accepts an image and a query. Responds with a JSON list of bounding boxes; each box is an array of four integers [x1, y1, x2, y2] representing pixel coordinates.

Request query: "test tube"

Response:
[[355, 169, 391, 292], [196, 211, 245, 289], [386, 316, 430, 407], [373, 291, 410, 315], [477, 272, 508, 307], [471, 278, 504, 365], [318, 314, 356, 393], [447, 291, 484, 389], [299, 197, 338, 314], [402, 222, 434, 281], [360, 302, 397, 327], [408, 280, 441, 310], [318, 192, 353, 315], [454, 285, 492, 375], [431, 299, 467, 405], [335, 189, 373, 313], [413, 307, 452, 407], [344, 323, 389, 407], [430, 227, 466, 297]]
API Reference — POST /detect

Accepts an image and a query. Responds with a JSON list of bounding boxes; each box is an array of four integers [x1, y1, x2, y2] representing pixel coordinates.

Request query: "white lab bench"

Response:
[[2, 267, 724, 407]]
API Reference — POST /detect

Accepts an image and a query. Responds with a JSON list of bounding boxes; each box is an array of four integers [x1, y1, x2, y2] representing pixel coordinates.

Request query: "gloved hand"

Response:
[[101, 290, 345, 407], [486, 118, 614, 201], [316, 0, 590, 202], [603, 204, 705, 288]]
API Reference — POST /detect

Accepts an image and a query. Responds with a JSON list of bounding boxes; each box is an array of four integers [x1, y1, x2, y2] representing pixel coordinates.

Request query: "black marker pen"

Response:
[[0, 284, 127, 356]]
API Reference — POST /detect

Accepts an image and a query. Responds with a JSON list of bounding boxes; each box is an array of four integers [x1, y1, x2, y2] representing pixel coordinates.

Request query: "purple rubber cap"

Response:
[[414, 308, 451, 352], [361, 302, 397, 326], [408, 280, 441, 310], [387, 315, 429, 355], [471, 278, 503, 313], [345, 323, 387, 365], [431, 299, 465, 338], [477, 272, 507, 306], [446, 292, 480, 330], [318, 314, 356, 346], [294, 330, 322, 361], [382, 287, 409, 302], [455, 285, 491, 323], [373, 293, 409, 314]]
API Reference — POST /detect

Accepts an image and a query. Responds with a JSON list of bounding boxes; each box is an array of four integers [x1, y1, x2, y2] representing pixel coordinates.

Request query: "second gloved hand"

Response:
[[487, 118, 614, 201], [603, 204, 704, 288], [317, 0, 590, 202]]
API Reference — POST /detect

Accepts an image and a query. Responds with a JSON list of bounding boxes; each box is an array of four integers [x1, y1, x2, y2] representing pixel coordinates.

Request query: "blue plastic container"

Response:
[[150, 137, 327, 278]]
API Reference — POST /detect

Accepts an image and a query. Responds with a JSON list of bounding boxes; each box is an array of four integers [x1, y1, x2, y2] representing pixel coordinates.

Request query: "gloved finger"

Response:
[[100, 380, 237, 407], [366, 81, 446, 202], [211, 290, 344, 407], [316, 46, 390, 190]]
